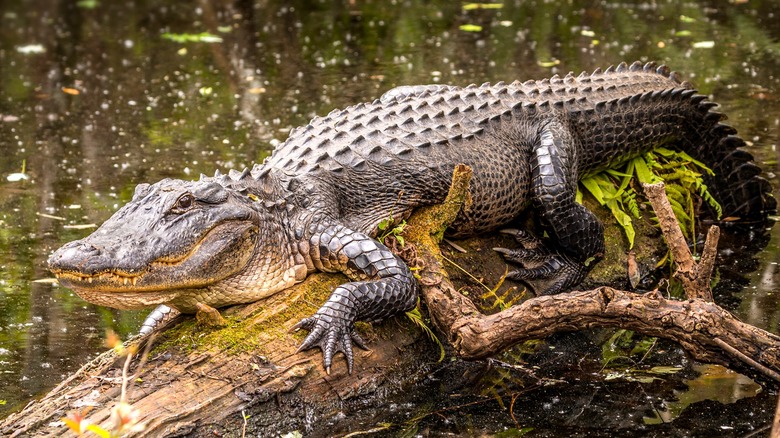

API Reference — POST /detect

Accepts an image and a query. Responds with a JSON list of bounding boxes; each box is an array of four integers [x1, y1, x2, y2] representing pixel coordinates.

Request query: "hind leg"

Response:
[[494, 122, 604, 295]]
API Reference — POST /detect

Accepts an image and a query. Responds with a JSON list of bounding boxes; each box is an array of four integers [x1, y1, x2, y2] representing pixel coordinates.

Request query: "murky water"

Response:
[[1, 0, 779, 433]]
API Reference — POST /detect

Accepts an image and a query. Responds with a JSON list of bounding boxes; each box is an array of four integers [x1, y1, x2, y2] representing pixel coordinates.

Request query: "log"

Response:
[[2, 165, 778, 437], [0, 274, 431, 437]]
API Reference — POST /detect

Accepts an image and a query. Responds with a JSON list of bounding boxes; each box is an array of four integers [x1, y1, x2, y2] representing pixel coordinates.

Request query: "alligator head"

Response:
[[48, 176, 304, 312]]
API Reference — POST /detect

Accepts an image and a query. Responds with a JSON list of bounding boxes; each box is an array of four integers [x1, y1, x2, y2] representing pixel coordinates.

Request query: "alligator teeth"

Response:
[[88, 276, 93, 283], [131, 277, 137, 286], [124, 277, 129, 285]]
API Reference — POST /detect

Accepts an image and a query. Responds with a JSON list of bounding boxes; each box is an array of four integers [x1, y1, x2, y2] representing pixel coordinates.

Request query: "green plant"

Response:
[[578, 147, 721, 247], [378, 216, 407, 246], [406, 301, 445, 362], [161, 32, 223, 44]]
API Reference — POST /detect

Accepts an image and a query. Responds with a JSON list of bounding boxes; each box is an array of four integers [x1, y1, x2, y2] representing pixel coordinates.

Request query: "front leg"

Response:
[[292, 224, 418, 374]]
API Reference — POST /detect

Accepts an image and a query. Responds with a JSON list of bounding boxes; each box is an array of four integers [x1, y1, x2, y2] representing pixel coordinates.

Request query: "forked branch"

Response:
[[407, 165, 780, 383]]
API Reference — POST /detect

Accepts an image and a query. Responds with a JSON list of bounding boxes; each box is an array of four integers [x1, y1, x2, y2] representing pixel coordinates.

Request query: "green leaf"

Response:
[[406, 303, 445, 361], [76, 0, 99, 9], [648, 366, 683, 374], [666, 149, 714, 175], [580, 177, 606, 204], [537, 59, 560, 67], [633, 156, 658, 184], [607, 200, 635, 247]]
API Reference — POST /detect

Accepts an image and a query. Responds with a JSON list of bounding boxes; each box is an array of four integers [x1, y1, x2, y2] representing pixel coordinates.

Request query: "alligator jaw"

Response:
[[49, 234, 211, 292], [48, 220, 260, 309]]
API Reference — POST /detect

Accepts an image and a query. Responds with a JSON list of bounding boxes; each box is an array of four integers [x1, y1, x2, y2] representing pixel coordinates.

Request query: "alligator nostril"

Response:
[[80, 242, 101, 255]]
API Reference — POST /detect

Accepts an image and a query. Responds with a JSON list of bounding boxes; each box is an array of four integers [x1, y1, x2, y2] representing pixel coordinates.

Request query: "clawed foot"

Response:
[[291, 314, 369, 375], [494, 229, 589, 295]]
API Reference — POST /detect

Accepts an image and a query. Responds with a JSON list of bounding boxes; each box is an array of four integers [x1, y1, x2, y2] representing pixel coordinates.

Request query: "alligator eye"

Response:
[[172, 194, 195, 212]]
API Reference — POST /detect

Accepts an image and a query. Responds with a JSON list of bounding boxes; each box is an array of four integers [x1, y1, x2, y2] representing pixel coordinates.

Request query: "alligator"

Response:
[[48, 61, 776, 373]]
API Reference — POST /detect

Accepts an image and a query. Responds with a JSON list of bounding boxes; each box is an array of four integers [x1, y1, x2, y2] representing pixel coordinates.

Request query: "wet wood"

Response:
[[642, 182, 717, 302]]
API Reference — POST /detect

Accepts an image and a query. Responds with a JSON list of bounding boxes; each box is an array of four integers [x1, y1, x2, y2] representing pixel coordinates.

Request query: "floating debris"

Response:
[[692, 40, 715, 49], [76, 0, 99, 9], [537, 59, 561, 67], [463, 3, 504, 10], [162, 32, 223, 43], [63, 224, 98, 230], [459, 24, 483, 32], [16, 44, 45, 54], [36, 213, 65, 221], [32, 278, 59, 284], [6, 172, 28, 182]]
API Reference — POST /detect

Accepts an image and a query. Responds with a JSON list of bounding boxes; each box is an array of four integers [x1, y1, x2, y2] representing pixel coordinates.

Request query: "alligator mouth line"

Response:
[[52, 236, 209, 288]]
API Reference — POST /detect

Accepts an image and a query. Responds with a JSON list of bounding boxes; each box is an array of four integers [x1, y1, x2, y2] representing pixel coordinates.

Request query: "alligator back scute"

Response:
[[263, 61, 774, 223]]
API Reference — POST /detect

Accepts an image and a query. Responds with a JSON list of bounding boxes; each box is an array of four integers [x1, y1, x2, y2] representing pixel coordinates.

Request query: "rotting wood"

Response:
[[0, 273, 429, 437]]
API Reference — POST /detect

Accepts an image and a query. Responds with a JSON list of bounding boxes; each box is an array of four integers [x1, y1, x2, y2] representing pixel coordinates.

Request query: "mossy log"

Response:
[[2, 165, 778, 437]]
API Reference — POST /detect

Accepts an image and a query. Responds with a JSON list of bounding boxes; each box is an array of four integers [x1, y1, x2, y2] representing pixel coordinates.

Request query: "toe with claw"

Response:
[[291, 314, 369, 374], [494, 229, 592, 295]]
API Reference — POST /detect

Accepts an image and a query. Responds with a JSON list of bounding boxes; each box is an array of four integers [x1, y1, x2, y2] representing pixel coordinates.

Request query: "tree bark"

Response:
[[642, 182, 717, 301]]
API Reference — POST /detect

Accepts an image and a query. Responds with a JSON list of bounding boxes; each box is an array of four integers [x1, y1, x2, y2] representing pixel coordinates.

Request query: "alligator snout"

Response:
[[48, 240, 104, 273]]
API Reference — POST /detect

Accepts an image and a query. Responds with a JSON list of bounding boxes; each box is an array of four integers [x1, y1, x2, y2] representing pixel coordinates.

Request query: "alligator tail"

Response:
[[685, 96, 776, 221]]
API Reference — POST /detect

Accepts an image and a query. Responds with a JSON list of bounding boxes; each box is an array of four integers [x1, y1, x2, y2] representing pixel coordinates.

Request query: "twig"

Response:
[[772, 391, 780, 438], [695, 225, 719, 297], [642, 182, 715, 301], [713, 338, 780, 383]]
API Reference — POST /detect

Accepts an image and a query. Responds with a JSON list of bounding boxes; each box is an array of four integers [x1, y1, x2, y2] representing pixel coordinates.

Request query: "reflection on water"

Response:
[[644, 364, 763, 425], [0, 0, 779, 432]]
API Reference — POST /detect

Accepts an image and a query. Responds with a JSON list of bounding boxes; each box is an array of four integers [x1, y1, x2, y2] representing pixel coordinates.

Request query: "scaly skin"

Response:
[[48, 62, 775, 373]]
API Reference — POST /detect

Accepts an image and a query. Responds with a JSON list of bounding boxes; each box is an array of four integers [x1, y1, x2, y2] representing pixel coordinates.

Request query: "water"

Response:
[[1, 0, 779, 433]]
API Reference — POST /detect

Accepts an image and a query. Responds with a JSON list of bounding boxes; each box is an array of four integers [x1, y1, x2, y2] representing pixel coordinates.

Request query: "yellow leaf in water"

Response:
[[459, 24, 483, 32], [463, 3, 504, 10], [62, 87, 80, 95], [537, 59, 560, 68]]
